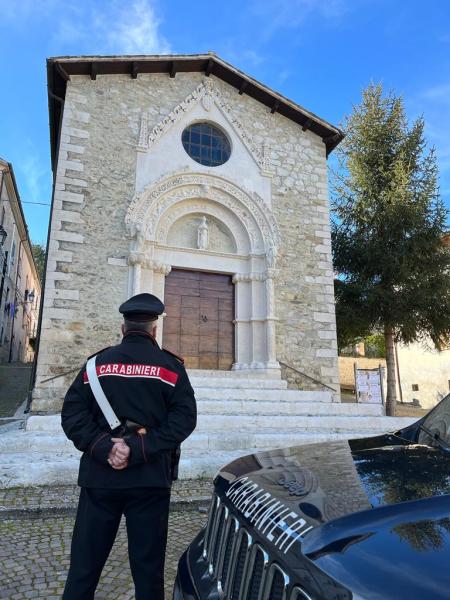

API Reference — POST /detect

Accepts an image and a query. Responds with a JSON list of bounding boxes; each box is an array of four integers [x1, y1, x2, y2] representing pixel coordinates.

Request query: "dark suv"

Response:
[[173, 395, 450, 599]]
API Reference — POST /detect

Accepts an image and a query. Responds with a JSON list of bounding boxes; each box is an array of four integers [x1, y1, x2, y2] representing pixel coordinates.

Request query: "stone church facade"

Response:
[[32, 54, 344, 414]]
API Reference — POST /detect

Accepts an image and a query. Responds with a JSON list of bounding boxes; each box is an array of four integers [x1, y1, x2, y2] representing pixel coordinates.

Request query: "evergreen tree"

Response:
[[31, 243, 46, 282], [332, 83, 450, 416]]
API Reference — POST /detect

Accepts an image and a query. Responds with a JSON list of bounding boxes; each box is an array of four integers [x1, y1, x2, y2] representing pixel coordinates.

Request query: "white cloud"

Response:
[[0, 0, 171, 54], [20, 151, 48, 203], [103, 0, 171, 55], [50, 0, 171, 55]]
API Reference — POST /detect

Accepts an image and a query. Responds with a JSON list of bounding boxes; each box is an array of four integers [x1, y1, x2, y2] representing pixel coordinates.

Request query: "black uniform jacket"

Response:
[[61, 331, 197, 489]]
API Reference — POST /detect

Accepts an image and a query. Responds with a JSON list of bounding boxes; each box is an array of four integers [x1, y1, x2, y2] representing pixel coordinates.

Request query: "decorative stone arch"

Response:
[[158, 199, 250, 255], [125, 171, 281, 373]]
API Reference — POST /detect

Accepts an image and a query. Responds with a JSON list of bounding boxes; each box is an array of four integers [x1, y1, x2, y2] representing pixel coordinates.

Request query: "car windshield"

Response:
[[417, 394, 450, 448]]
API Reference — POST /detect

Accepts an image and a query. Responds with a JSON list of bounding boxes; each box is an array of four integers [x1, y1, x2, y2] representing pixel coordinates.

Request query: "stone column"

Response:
[[249, 273, 265, 368], [231, 273, 251, 369], [150, 261, 171, 347], [128, 252, 145, 296], [265, 267, 280, 369]]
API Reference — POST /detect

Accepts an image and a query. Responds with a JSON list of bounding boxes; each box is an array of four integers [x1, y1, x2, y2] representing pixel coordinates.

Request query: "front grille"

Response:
[[263, 564, 290, 600], [212, 507, 227, 570], [247, 550, 264, 599], [230, 530, 252, 599], [202, 495, 311, 600], [203, 494, 220, 560], [242, 544, 270, 600], [218, 516, 240, 595], [290, 586, 313, 600]]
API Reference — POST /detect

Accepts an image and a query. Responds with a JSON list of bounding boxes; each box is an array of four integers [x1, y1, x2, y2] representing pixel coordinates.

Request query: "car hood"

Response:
[[218, 437, 450, 523], [215, 437, 450, 599]]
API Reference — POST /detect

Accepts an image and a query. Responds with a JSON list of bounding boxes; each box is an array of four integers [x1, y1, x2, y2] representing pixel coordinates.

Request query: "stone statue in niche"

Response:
[[197, 216, 209, 250], [266, 239, 278, 268]]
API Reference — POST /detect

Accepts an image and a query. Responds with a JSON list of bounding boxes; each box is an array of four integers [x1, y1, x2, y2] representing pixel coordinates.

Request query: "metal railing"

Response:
[[279, 360, 338, 393]]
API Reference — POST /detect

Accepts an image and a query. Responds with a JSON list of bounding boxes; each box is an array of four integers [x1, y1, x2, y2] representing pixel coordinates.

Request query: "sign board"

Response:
[[354, 364, 384, 404]]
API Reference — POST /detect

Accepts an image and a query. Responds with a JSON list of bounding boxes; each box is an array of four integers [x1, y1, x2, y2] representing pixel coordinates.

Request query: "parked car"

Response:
[[173, 395, 450, 599]]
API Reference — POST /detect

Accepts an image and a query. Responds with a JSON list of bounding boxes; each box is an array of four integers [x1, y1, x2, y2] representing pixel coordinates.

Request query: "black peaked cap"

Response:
[[119, 293, 164, 321]]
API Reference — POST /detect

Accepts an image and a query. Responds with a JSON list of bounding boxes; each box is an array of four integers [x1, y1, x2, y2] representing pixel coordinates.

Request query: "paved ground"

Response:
[[0, 363, 32, 418], [0, 481, 212, 600]]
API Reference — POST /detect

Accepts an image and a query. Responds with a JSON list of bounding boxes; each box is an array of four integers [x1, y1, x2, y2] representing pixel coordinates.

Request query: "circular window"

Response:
[[182, 123, 231, 166]]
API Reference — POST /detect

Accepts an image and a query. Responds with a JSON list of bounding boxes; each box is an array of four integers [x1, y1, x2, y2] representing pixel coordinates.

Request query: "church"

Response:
[[10, 53, 413, 484], [33, 52, 343, 412]]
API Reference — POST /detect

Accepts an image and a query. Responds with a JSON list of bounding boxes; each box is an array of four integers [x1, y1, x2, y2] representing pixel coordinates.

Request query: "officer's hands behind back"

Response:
[[108, 438, 130, 470]]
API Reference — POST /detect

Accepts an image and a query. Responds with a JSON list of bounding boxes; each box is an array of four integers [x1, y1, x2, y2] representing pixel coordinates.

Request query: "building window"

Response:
[[181, 123, 231, 166], [412, 384, 419, 392]]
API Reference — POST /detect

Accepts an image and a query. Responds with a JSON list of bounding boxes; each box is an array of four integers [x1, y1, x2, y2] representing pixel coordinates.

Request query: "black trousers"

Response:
[[63, 486, 171, 600]]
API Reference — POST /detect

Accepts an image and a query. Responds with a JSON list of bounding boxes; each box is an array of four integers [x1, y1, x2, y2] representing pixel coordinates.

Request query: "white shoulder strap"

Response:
[[86, 356, 121, 430]]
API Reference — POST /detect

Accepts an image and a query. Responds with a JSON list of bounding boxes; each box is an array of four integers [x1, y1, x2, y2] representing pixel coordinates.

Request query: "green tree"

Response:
[[31, 243, 46, 282], [332, 83, 450, 416]]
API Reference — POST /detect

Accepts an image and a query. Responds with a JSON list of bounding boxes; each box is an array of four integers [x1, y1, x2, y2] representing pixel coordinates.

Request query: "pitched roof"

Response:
[[47, 52, 344, 169]]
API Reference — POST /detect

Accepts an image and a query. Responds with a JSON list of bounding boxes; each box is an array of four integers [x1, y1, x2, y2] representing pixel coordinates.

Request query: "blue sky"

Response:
[[0, 0, 449, 244]]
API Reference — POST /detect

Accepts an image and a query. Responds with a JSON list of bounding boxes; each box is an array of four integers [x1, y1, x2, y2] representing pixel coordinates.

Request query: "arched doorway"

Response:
[[125, 172, 281, 373]]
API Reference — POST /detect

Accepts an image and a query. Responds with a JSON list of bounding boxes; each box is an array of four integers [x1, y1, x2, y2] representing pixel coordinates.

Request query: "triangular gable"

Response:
[[136, 79, 271, 174]]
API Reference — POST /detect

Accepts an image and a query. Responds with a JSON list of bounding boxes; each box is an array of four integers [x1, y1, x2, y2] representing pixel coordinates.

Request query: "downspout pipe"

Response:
[[26, 90, 65, 412]]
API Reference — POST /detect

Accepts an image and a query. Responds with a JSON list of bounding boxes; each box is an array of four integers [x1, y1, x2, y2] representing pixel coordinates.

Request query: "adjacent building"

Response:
[[0, 159, 41, 363]]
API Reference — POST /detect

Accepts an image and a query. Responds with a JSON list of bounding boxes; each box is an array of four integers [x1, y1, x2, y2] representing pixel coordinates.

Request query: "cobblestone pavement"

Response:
[[0, 481, 213, 599], [0, 505, 208, 599], [0, 363, 32, 418], [0, 479, 213, 514]]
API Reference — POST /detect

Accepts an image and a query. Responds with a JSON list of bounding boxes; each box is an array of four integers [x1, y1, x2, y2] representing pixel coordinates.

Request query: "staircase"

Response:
[[0, 371, 416, 487]]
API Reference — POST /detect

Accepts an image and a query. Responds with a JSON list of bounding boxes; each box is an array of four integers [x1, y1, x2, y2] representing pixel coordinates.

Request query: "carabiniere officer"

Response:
[[61, 293, 197, 600]]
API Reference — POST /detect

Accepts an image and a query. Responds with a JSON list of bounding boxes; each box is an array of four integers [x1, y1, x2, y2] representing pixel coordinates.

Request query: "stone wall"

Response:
[[32, 72, 339, 413], [396, 343, 450, 409]]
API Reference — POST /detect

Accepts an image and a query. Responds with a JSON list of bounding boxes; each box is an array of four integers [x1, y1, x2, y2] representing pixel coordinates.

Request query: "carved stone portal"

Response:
[[126, 172, 281, 372]]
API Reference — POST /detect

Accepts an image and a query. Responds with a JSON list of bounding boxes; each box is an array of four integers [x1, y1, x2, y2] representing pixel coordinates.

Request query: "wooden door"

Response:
[[163, 269, 234, 369]]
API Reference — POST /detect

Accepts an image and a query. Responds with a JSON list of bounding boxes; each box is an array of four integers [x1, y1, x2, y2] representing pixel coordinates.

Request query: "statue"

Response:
[[266, 239, 277, 269], [197, 216, 209, 250], [130, 223, 146, 252]]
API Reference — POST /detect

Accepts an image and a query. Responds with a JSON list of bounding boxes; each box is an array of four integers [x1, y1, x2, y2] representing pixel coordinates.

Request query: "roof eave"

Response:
[[46, 53, 344, 168]]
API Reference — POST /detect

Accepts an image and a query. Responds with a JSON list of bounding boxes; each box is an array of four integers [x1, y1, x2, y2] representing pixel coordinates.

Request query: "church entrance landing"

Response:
[[162, 269, 234, 370]]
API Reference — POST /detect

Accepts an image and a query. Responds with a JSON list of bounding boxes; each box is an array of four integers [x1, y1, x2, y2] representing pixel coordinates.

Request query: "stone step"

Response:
[[0, 419, 418, 487], [187, 369, 282, 380], [196, 399, 384, 416], [0, 416, 416, 456], [25, 412, 412, 438], [189, 377, 288, 390], [194, 414, 412, 433], [194, 389, 332, 402]]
